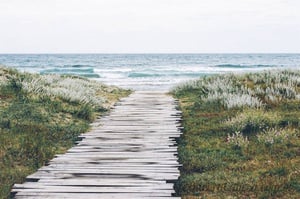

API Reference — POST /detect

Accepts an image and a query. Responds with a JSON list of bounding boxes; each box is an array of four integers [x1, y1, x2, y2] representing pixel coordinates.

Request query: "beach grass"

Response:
[[171, 70, 300, 198], [0, 67, 131, 198]]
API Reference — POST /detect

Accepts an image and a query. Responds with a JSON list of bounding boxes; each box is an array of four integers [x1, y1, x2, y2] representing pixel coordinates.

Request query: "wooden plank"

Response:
[[14, 193, 180, 199], [25, 170, 180, 178], [13, 185, 175, 193], [28, 179, 175, 186]]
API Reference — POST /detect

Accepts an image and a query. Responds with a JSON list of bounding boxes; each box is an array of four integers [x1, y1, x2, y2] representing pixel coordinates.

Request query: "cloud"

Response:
[[0, 0, 299, 53]]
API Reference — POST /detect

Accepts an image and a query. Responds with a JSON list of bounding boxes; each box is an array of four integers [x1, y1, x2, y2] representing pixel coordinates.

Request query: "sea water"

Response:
[[0, 54, 299, 91]]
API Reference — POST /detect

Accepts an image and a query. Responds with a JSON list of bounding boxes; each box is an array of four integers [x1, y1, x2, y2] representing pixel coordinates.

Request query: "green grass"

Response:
[[0, 67, 131, 199], [172, 70, 300, 198]]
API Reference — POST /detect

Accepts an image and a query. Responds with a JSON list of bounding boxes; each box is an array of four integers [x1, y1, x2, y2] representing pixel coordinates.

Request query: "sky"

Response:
[[0, 0, 300, 53]]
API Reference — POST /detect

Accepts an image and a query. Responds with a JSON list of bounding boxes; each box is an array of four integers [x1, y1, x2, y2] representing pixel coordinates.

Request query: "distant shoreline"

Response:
[[1, 54, 299, 91]]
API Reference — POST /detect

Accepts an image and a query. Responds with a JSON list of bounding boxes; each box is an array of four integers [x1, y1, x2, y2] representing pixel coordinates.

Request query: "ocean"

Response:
[[0, 54, 299, 91]]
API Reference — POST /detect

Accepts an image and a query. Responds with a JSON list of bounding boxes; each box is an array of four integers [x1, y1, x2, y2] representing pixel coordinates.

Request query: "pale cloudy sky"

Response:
[[0, 0, 299, 53]]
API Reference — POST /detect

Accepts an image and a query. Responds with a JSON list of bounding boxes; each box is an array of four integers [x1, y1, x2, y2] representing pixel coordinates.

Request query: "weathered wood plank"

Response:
[[14, 192, 181, 199]]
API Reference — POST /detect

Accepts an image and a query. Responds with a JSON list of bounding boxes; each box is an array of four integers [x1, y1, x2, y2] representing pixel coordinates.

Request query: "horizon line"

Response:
[[0, 52, 300, 55]]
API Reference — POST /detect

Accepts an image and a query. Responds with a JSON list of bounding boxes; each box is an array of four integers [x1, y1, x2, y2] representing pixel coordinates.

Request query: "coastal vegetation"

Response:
[[172, 70, 300, 198], [0, 67, 130, 198]]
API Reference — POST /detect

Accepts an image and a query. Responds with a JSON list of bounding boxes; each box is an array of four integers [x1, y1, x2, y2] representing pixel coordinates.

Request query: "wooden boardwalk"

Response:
[[12, 91, 182, 199]]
